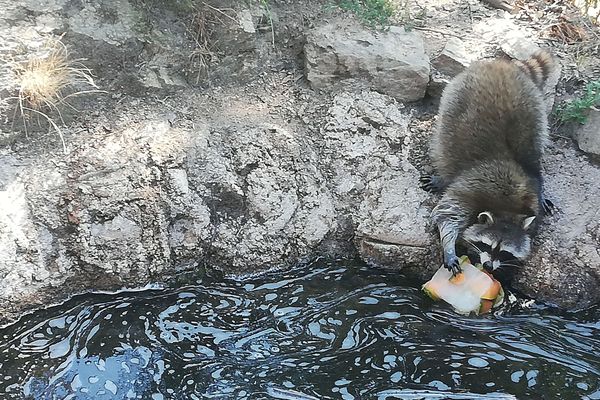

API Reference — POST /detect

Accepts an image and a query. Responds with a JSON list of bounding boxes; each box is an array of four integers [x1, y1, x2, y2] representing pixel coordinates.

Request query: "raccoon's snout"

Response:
[[483, 261, 493, 272], [480, 251, 502, 271]]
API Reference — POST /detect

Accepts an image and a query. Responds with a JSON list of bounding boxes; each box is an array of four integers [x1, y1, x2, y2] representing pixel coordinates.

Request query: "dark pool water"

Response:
[[1, 259, 599, 400]]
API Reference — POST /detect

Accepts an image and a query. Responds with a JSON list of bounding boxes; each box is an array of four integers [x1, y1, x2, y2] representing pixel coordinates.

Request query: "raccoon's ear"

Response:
[[522, 215, 536, 230], [477, 211, 494, 224]]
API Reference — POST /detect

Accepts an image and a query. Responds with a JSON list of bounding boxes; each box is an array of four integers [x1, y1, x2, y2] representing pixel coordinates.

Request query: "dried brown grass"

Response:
[[188, 8, 215, 84], [8, 36, 102, 152], [573, 0, 600, 24], [186, 3, 237, 84]]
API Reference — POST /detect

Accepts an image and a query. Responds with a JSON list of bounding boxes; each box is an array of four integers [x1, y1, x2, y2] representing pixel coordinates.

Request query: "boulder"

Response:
[[0, 115, 339, 322], [431, 37, 473, 78], [500, 35, 541, 61], [318, 91, 438, 277], [354, 167, 439, 278], [1, 84, 600, 322], [167, 122, 337, 272], [213, 9, 258, 54], [304, 21, 430, 102], [575, 109, 600, 156], [513, 146, 600, 308], [426, 73, 450, 99]]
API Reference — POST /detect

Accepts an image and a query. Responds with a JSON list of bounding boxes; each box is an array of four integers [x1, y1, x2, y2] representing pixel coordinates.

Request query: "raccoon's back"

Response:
[[431, 58, 548, 180]]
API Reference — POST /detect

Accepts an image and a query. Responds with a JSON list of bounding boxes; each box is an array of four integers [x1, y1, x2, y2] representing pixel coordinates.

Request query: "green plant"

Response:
[[339, 0, 396, 27], [556, 80, 600, 124], [261, 0, 275, 48]]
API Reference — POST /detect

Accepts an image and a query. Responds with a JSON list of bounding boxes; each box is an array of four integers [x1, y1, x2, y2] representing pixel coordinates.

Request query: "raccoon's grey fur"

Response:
[[421, 51, 555, 275]]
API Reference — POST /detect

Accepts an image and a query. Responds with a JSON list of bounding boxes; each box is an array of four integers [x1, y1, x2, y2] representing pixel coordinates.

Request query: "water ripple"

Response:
[[0, 260, 599, 399]]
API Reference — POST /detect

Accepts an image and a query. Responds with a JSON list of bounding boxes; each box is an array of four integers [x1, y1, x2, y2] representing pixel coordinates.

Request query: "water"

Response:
[[1, 259, 599, 399]]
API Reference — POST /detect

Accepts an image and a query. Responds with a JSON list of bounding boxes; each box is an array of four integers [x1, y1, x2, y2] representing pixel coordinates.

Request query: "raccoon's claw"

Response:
[[419, 175, 434, 192], [543, 198, 556, 216], [420, 175, 443, 193], [444, 254, 461, 276]]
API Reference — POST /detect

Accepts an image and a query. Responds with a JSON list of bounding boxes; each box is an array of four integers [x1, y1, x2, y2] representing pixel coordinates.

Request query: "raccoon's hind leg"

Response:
[[536, 176, 556, 215], [420, 175, 447, 193], [432, 198, 467, 275], [538, 177, 556, 215], [524, 166, 556, 215], [542, 197, 556, 215]]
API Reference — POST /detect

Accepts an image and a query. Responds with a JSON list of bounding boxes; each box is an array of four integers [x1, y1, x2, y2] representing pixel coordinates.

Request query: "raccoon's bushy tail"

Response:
[[514, 51, 555, 90]]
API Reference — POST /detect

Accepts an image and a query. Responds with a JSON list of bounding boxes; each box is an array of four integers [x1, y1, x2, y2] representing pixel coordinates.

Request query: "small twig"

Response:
[[17, 96, 28, 138], [21, 106, 67, 153], [201, 2, 237, 23], [60, 89, 107, 102], [413, 26, 466, 38], [549, 132, 572, 140], [467, 0, 474, 27], [579, 13, 600, 40]]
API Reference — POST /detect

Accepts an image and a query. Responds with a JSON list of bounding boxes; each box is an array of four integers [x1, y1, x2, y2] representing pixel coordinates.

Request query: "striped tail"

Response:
[[514, 51, 555, 90]]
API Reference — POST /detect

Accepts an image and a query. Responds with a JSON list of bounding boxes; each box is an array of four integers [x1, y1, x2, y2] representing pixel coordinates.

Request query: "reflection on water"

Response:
[[1, 259, 599, 399]]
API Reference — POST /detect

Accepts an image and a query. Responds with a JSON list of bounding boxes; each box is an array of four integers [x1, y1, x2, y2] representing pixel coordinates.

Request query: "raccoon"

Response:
[[420, 51, 555, 277]]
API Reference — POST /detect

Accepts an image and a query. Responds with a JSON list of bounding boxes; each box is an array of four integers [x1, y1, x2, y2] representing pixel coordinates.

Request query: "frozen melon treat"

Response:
[[423, 256, 503, 314]]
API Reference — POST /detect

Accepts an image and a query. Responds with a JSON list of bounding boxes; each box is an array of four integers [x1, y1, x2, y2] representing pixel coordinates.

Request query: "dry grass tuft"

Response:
[[186, 2, 237, 84], [188, 8, 216, 84], [8, 36, 102, 152]]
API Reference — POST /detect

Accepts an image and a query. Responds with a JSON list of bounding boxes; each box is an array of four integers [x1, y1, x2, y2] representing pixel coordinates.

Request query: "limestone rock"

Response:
[[575, 110, 600, 156], [1, 84, 600, 323], [431, 38, 473, 78], [500, 36, 539, 60], [172, 123, 337, 273], [428, 38, 476, 98], [354, 167, 439, 279], [513, 146, 600, 308], [304, 21, 430, 102], [427, 72, 450, 98], [214, 9, 257, 54], [67, 0, 138, 46], [319, 90, 438, 277]]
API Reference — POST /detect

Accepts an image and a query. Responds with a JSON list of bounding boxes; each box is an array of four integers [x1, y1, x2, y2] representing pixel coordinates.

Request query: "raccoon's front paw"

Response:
[[420, 175, 444, 193], [543, 198, 557, 216], [444, 254, 461, 276]]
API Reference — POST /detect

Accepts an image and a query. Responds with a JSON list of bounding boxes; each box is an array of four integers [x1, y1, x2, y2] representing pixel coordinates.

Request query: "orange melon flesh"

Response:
[[479, 299, 494, 314], [449, 273, 466, 285], [481, 279, 502, 300], [422, 257, 503, 314], [422, 285, 441, 301]]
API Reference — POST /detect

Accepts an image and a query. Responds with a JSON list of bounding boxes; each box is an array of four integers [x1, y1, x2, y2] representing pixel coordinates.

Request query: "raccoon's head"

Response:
[[462, 211, 536, 273]]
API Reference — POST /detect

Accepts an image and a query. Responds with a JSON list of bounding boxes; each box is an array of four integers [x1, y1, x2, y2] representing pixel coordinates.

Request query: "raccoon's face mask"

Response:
[[462, 211, 535, 271]]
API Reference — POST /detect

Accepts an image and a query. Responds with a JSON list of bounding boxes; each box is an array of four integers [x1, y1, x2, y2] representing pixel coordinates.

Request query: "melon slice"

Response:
[[479, 299, 494, 314], [423, 257, 503, 314]]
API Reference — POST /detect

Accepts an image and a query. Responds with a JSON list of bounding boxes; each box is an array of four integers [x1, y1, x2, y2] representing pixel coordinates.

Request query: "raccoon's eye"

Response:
[[499, 250, 516, 261], [475, 242, 491, 252]]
